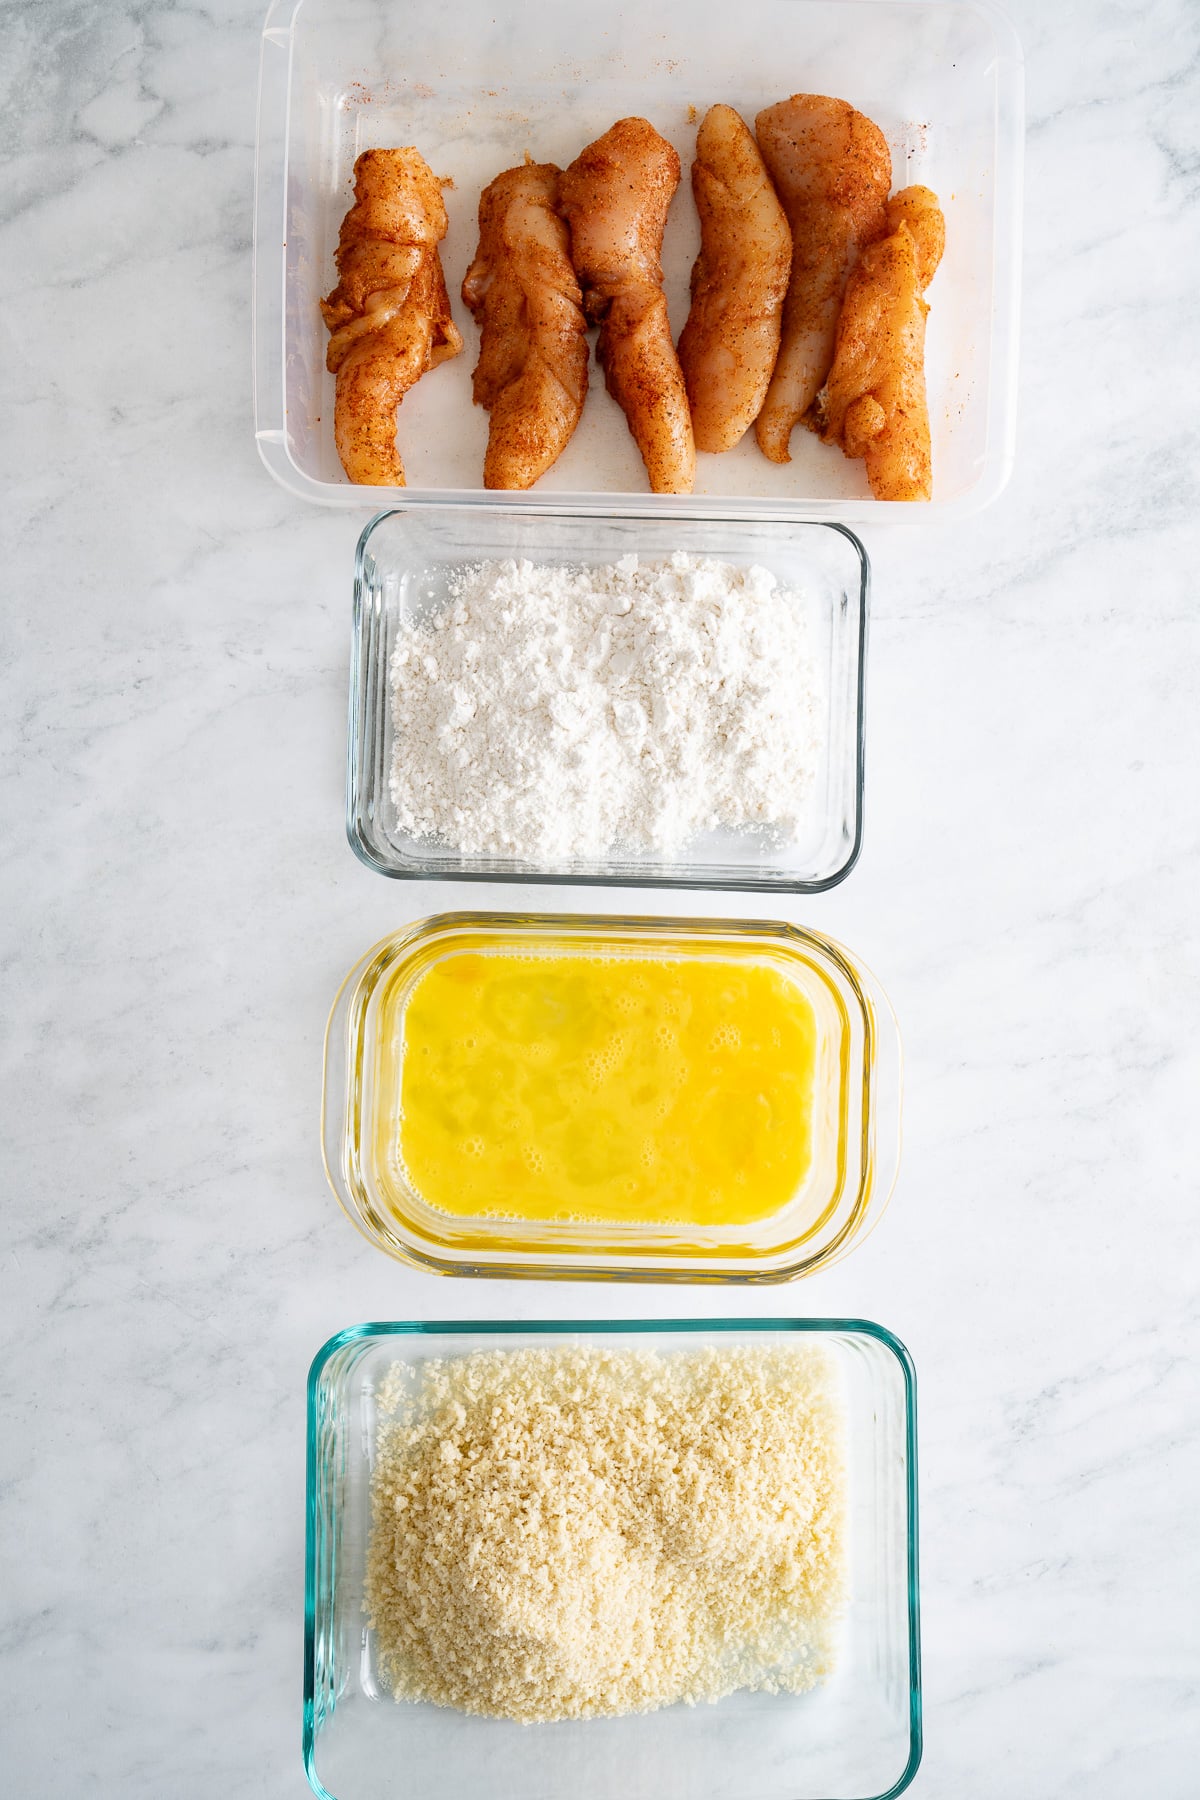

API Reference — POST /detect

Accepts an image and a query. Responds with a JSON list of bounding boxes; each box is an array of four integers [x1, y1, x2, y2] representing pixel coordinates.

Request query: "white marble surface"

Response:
[[2, 1, 1199, 1794]]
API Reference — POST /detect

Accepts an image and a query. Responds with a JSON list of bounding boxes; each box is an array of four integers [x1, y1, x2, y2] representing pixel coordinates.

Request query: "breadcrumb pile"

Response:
[[365, 1342, 846, 1723]]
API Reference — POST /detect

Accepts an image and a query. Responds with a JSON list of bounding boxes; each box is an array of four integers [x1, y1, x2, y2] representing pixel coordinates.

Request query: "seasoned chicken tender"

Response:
[[559, 118, 695, 495], [817, 186, 945, 502], [883, 183, 945, 290], [321, 148, 462, 486], [677, 105, 792, 454], [461, 161, 589, 490], [754, 96, 891, 464]]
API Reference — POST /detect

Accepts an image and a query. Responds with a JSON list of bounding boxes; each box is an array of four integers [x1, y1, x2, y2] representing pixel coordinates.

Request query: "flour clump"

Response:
[[388, 552, 822, 860]]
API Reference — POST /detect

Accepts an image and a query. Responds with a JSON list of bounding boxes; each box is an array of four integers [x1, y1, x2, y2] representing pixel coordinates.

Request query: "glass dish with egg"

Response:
[[321, 911, 900, 1281]]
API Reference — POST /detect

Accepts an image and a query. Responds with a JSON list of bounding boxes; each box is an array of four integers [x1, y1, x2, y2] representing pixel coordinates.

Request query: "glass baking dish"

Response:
[[347, 508, 867, 891], [254, 0, 1023, 518], [305, 1317, 921, 1800], [321, 911, 901, 1282]]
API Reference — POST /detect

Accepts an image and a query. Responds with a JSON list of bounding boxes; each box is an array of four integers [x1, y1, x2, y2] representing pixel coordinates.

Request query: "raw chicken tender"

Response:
[[754, 96, 891, 464], [881, 183, 945, 290], [817, 185, 945, 502], [559, 118, 696, 495], [461, 161, 589, 490], [321, 148, 462, 486], [677, 105, 792, 454]]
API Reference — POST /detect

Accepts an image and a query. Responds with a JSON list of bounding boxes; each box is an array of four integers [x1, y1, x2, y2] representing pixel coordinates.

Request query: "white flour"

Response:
[[388, 552, 822, 860]]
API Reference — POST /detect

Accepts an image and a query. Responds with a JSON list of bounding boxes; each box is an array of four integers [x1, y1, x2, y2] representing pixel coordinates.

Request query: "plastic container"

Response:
[[305, 1317, 921, 1800], [254, 0, 1023, 518], [321, 911, 901, 1282], [348, 509, 867, 891]]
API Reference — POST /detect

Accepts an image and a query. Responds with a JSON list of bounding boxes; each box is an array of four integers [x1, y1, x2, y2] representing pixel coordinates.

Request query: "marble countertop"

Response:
[[3, 1, 1199, 1794]]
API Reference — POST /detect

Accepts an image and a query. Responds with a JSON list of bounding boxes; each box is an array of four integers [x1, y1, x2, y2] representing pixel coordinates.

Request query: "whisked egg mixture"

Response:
[[379, 945, 819, 1227]]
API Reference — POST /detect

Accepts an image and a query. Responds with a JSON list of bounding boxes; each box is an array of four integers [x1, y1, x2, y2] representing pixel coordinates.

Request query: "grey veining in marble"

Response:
[[2, 1, 1199, 1795]]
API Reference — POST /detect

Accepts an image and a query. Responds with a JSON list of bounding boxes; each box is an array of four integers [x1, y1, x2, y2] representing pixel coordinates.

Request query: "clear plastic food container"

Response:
[[348, 508, 867, 892], [254, 0, 1023, 517], [305, 1317, 921, 1800], [321, 911, 901, 1282]]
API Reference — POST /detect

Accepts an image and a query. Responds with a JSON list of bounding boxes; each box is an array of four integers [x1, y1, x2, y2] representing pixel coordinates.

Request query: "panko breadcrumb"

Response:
[[365, 1342, 846, 1723]]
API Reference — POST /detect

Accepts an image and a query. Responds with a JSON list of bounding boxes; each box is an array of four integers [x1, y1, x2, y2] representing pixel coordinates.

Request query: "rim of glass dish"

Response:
[[303, 1315, 922, 1800], [344, 508, 869, 894], [320, 911, 898, 1283]]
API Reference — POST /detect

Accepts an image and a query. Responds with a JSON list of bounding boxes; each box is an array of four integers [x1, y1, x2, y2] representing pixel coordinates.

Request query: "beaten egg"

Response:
[[379, 947, 819, 1228]]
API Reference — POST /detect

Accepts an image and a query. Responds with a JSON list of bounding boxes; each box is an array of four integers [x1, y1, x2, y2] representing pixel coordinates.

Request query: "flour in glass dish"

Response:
[[387, 552, 822, 861]]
